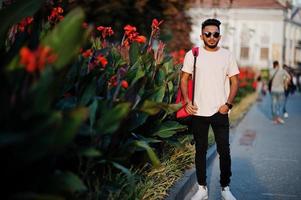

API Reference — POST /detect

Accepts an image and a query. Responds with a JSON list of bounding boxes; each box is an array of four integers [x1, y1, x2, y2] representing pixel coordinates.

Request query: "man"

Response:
[[269, 61, 290, 124], [181, 19, 239, 200]]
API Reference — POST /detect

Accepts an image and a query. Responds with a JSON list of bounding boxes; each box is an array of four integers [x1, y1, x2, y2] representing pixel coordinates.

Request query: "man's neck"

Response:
[[203, 46, 219, 52]]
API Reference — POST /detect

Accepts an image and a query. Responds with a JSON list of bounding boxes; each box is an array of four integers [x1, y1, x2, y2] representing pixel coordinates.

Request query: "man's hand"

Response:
[[218, 104, 229, 114], [185, 101, 198, 115]]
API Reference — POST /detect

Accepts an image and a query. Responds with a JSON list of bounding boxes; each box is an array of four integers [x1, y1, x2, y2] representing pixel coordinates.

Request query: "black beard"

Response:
[[204, 40, 218, 49]]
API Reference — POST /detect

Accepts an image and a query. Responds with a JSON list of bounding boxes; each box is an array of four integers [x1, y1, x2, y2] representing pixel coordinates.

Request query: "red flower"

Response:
[[97, 26, 114, 39], [133, 35, 146, 43], [171, 49, 186, 65], [19, 46, 57, 73], [152, 18, 163, 30], [121, 80, 129, 89], [18, 16, 34, 32], [124, 25, 136, 35], [109, 75, 118, 87], [96, 55, 108, 68], [82, 49, 93, 58], [48, 6, 64, 23]]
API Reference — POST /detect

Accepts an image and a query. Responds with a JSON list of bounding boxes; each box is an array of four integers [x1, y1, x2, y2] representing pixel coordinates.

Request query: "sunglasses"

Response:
[[203, 32, 220, 38]]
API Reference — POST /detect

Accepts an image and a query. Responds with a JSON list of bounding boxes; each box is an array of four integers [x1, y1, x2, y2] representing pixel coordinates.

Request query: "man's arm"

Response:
[[219, 74, 239, 114], [180, 71, 198, 114], [227, 74, 239, 104]]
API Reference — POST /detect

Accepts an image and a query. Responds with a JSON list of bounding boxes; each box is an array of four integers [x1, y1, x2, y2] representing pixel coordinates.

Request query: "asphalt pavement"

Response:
[[186, 92, 301, 200]]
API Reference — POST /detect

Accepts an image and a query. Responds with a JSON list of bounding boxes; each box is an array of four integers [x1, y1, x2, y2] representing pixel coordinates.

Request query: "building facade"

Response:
[[187, 0, 301, 71]]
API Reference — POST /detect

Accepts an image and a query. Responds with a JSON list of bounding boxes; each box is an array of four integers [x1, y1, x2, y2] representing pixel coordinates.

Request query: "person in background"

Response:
[[269, 61, 291, 124], [283, 65, 295, 118]]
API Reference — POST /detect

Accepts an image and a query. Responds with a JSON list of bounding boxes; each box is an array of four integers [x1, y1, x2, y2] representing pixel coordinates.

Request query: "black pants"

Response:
[[192, 112, 232, 187]]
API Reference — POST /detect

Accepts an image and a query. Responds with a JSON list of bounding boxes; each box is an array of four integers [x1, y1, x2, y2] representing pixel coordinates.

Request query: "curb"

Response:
[[165, 144, 217, 200]]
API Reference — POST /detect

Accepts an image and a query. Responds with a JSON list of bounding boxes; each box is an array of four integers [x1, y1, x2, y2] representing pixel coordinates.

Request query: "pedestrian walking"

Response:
[[181, 18, 239, 200], [269, 61, 291, 124]]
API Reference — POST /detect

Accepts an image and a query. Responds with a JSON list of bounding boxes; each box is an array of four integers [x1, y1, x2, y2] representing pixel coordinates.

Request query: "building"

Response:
[[187, 0, 301, 72]]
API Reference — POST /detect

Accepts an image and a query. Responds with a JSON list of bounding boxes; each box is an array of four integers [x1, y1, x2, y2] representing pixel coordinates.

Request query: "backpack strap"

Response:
[[191, 47, 199, 105]]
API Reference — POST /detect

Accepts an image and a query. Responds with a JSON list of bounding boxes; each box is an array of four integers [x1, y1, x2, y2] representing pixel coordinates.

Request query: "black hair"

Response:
[[202, 18, 221, 31], [273, 60, 279, 66]]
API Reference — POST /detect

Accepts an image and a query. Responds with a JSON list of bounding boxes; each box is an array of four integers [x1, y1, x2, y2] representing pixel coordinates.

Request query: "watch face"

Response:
[[226, 103, 232, 109]]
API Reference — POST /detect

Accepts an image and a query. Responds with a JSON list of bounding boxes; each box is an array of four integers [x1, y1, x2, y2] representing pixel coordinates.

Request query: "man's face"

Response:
[[201, 25, 221, 49]]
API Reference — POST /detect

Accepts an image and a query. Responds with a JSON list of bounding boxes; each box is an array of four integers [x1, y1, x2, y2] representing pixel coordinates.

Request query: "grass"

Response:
[[136, 92, 258, 200]]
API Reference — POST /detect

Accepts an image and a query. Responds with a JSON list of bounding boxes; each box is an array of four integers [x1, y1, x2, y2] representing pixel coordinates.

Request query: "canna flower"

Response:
[[124, 25, 137, 35], [133, 35, 146, 43], [48, 6, 64, 23], [96, 55, 108, 68], [152, 18, 163, 30], [122, 25, 147, 47], [121, 80, 128, 89], [18, 16, 34, 32], [82, 49, 93, 58], [149, 18, 163, 47], [96, 26, 114, 39], [19, 46, 57, 73]]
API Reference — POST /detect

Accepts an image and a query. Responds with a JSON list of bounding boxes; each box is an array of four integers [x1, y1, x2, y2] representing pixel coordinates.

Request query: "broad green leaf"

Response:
[[127, 59, 145, 86], [51, 107, 88, 151], [152, 121, 187, 138], [129, 42, 140, 66], [140, 100, 160, 115], [126, 112, 148, 131], [133, 140, 160, 167], [50, 171, 87, 193], [140, 100, 182, 115], [89, 99, 98, 128], [80, 147, 102, 157], [97, 102, 131, 135], [42, 7, 88, 70], [148, 86, 165, 102], [79, 79, 96, 106], [0, 0, 44, 49]]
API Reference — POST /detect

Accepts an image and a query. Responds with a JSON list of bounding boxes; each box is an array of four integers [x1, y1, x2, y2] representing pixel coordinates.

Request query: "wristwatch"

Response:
[[225, 102, 233, 109]]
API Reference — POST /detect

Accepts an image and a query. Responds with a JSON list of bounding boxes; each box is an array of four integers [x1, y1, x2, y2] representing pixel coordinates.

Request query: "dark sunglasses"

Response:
[[203, 32, 220, 38]]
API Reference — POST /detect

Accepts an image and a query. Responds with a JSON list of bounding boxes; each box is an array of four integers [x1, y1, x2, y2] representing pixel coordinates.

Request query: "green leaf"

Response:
[[0, 0, 44, 49], [133, 140, 160, 167], [51, 107, 88, 151], [111, 162, 136, 196], [129, 42, 140, 66], [42, 7, 88, 70], [127, 59, 145, 86], [79, 79, 96, 106], [148, 86, 165, 102], [80, 147, 102, 157], [97, 102, 131, 135], [89, 99, 98, 128], [140, 100, 182, 115], [50, 171, 87, 193], [153, 121, 187, 138]]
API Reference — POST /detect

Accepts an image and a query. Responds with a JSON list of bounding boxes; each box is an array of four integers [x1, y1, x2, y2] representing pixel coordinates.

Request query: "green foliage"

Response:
[[0, 1, 185, 199]]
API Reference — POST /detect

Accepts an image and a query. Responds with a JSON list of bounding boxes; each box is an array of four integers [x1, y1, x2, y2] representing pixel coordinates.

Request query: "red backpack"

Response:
[[175, 47, 199, 118]]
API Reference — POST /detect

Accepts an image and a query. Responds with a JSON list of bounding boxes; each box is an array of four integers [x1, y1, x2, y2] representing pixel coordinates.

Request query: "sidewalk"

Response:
[[187, 93, 301, 200]]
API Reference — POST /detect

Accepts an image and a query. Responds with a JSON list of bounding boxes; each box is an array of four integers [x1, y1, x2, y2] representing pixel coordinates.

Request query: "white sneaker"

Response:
[[221, 186, 236, 200], [284, 112, 289, 118], [191, 185, 208, 200]]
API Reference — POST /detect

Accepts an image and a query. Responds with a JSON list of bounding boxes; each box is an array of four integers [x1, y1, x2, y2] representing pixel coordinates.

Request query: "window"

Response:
[[260, 48, 269, 60], [240, 47, 249, 59]]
